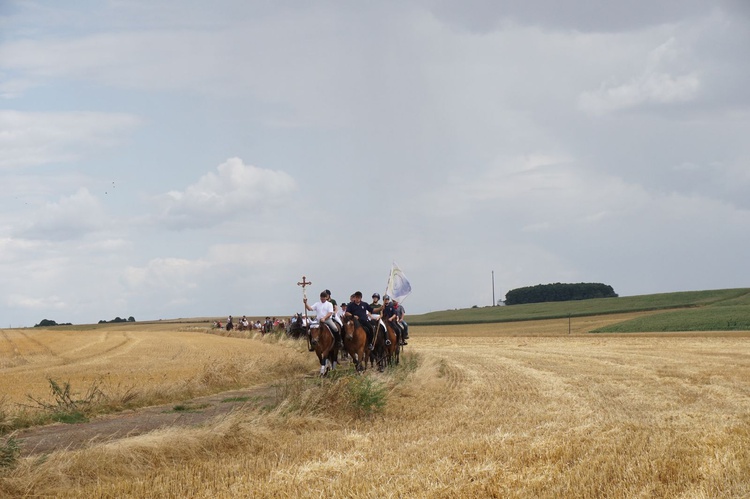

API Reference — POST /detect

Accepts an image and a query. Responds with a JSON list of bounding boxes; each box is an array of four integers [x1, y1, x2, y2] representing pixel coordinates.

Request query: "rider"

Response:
[[382, 295, 406, 345], [370, 293, 383, 319], [326, 290, 343, 330], [335, 301, 347, 326], [304, 291, 343, 348], [346, 291, 377, 350], [394, 300, 409, 344]]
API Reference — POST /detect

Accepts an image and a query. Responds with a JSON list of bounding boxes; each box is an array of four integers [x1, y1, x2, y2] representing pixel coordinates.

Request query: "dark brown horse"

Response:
[[368, 320, 390, 372], [342, 316, 368, 373], [383, 318, 401, 367], [310, 322, 339, 376], [286, 313, 306, 338]]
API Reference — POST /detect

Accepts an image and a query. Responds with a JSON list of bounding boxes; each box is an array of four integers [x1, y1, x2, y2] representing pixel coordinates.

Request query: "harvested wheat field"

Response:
[[2, 315, 750, 498]]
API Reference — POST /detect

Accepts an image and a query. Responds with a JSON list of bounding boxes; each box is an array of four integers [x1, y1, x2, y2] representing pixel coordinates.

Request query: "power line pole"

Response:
[[492, 270, 496, 307]]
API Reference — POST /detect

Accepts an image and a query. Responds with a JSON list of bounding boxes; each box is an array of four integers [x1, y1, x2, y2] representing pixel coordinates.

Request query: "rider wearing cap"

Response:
[[346, 291, 376, 350]]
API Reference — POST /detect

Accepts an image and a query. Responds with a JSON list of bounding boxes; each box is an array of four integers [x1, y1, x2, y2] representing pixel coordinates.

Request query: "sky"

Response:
[[1, 0, 749, 327]]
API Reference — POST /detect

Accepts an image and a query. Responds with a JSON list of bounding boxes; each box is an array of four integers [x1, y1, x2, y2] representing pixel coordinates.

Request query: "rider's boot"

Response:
[[333, 328, 344, 349]]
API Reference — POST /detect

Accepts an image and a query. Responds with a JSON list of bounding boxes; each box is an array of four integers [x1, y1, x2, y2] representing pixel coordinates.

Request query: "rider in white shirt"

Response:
[[304, 291, 343, 348]]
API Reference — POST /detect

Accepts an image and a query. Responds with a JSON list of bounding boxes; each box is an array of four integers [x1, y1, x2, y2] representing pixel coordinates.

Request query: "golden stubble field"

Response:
[[2, 313, 750, 498]]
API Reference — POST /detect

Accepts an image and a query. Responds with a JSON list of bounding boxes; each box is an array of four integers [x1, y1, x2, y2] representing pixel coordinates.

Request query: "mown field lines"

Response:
[[1, 322, 749, 498], [0, 326, 314, 406]]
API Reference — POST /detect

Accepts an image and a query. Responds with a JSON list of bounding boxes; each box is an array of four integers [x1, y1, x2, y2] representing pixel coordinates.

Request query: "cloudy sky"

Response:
[[1, 1, 749, 327]]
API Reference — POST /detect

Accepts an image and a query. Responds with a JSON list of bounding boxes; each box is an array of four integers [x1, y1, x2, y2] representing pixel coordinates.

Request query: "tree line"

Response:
[[504, 283, 618, 305], [34, 316, 136, 327]]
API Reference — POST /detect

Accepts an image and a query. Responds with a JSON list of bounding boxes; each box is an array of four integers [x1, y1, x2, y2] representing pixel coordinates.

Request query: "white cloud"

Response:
[[153, 157, 297, 230], [578, 37, 701, 115], [207, 242, 303, 266], [123, 257, 207, 292], [6, 294, 66, 312], [0, 110, 141, 168], [579, 72, 700, 115], [16, 187, 108, 240]]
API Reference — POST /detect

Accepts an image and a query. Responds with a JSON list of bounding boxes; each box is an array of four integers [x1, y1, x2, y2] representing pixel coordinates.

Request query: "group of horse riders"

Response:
[[224, 315, 280, 333], [303, 289, 409, 352]]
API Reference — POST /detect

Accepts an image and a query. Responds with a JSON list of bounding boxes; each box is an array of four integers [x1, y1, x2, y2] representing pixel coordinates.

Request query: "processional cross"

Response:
[[297, 276, 313, 348], [297, 275, 312, 298]]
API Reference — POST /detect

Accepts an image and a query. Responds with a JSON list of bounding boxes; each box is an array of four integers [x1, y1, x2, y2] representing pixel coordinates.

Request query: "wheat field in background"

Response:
[[0, 323, 310, 407], [2, 316, 750, 497]]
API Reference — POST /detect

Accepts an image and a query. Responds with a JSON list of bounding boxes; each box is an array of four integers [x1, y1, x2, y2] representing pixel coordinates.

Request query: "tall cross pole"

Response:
[[298, 276, 312, 349]]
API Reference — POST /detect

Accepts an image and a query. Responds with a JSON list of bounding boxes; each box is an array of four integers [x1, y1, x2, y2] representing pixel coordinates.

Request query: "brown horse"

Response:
[[342, 316, 368, 373], [310, 322, 339, 376], [383, 319, 401, 367]]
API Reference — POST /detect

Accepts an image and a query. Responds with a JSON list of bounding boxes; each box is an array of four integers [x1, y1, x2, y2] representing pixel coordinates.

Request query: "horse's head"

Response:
[[343, 316, 356, 340], [310, 324, 322, 346]]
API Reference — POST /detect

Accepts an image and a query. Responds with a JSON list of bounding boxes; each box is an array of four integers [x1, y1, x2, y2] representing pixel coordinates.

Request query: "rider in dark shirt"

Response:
[[346, 291, 375, 350]]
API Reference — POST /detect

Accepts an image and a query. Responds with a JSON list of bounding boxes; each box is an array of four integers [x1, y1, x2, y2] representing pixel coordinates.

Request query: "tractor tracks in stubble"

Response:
[[0, 329, 24, 367]]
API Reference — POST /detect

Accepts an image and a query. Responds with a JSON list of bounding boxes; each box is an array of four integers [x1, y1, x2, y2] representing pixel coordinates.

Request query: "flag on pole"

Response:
[[386, 262, 412, 303]]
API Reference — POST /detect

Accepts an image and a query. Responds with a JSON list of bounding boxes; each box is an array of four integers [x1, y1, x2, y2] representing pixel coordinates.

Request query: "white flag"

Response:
[[386, 262, 412, 303]]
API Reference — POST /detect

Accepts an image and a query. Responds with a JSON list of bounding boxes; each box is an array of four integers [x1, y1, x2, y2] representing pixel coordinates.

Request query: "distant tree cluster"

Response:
[[504, 283, 618, 305], [34, 319, 72, 327], [98, 316, 136, 324]]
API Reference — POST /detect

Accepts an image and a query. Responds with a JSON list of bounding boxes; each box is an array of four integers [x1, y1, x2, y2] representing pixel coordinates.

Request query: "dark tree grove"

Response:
[[504, 283, 618, 305], [34, 319, 72, 327], [98, 316, 136, 324]]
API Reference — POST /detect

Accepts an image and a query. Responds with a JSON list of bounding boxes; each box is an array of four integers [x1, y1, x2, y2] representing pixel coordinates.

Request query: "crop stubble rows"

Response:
[[1, 319, 750, 497]]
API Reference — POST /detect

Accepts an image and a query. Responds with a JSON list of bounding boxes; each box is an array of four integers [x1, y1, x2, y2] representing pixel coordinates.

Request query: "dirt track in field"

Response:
[[13, 384, 280, 457]]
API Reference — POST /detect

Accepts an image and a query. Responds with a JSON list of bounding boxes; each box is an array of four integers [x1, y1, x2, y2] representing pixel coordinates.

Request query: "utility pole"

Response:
[[492, 270, 496, 306]]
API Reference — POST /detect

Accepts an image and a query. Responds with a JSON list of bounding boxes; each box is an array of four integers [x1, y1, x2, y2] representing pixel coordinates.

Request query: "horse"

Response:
[[286, 313, 306, 338], [342, 316, 369, 373], [368, 319, 389, 372], [262, 318, 273, 335], [310, 322, 339, 376], [383, 318, 401, 367]]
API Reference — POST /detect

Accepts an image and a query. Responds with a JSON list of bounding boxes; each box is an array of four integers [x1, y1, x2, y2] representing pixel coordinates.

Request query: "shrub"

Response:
[[0, 437, 19, 468], [25, 378, 108, 424], [346, 375, 386, 417]]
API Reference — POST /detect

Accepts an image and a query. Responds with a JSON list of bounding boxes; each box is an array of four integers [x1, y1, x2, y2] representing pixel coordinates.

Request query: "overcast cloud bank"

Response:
[[1, 1, 748, 326]]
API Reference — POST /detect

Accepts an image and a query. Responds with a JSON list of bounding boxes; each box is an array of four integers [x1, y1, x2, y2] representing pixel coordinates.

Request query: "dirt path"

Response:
[[13, 384, 281, 457]]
